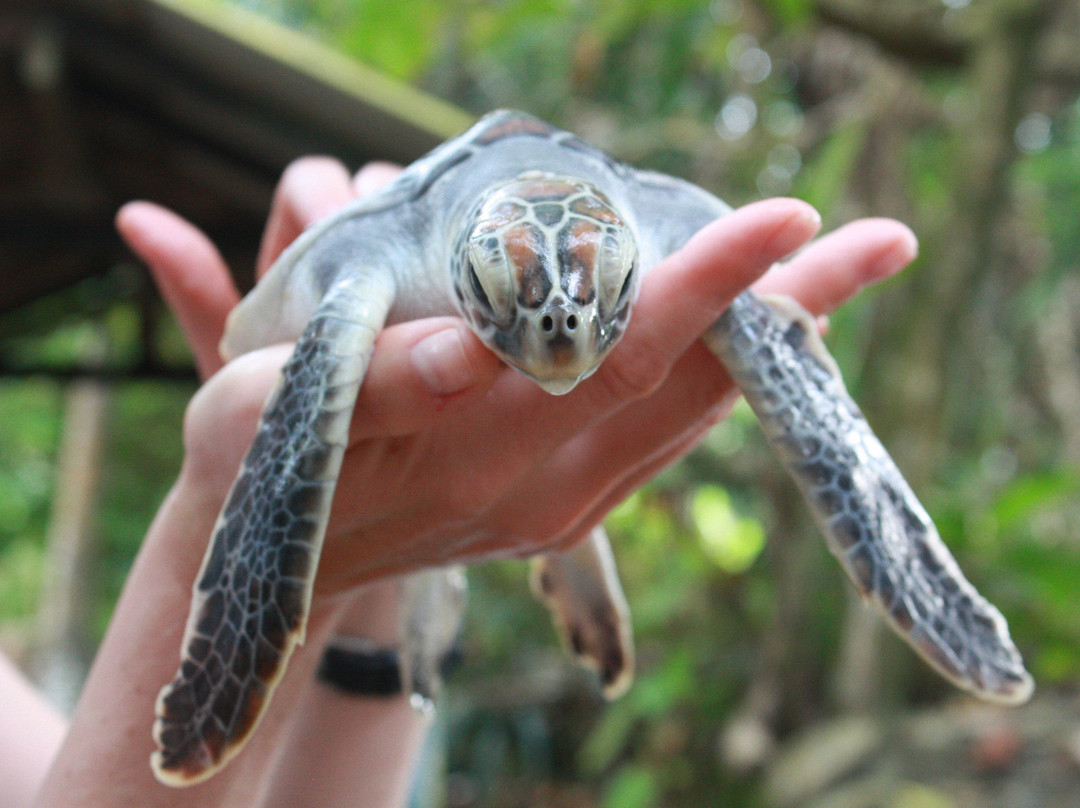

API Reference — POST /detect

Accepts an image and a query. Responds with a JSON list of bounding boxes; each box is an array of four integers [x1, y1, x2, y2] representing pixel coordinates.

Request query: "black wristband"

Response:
[[316, 637, 462, 697], [317, 638, 403, 697]]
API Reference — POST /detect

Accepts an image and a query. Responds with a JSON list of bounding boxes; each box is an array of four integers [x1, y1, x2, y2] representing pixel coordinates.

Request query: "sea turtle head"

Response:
[[453, 172, 639, 395]]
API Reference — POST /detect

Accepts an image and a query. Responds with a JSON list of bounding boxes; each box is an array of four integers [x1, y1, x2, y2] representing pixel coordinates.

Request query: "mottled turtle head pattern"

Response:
[[452, 172, 638, 394]]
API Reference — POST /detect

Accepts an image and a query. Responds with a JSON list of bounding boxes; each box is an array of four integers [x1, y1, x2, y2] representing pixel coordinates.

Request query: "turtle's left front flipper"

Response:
[[152, 273, 396, 786], [705, 291, 1033, 705]]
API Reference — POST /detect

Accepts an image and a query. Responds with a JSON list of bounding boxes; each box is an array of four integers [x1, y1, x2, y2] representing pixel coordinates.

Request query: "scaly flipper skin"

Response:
[[396, 532, 635, 708], [530, 527, 634, 699], [152, 275, 396, 785], [704, 293, 1034, 704], [618, 156, 1031, 705]]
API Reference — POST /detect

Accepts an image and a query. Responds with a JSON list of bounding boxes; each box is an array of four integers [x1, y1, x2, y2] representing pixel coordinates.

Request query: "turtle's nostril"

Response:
[[566, 314, 578, 331], [542, 315, 555, 332]]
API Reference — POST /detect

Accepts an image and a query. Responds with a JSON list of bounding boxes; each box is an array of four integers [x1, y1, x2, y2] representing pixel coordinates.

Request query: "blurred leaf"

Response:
[[759, 0, 812, 25], [578, 697, 639, 775], [602, 763, 660, 808], [0, 380, 60, 622], [1033, 642, 1079, 684], [331, 0, 447, 80], [1004, 541, 1080, 616], [894, 782, 958, 808], [630, 647, 696, 717], [992, 471, 1080, 531], [796, 122, 869, 217], [0, 537, 45, 625], [691, 484, 765, 573]]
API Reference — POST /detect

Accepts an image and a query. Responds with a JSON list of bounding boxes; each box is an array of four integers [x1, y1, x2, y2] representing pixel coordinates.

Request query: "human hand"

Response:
[[57, 155, 918, 808], [118, 158, 917, 596]]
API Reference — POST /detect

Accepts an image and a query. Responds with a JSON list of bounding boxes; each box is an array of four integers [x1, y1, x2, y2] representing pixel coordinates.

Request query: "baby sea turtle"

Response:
[[152, 110, 1033, 786]]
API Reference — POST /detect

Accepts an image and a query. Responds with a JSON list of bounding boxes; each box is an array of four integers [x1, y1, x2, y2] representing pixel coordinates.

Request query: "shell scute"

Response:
[[473, 112, 558, 145], [569, 194, 621, 224]]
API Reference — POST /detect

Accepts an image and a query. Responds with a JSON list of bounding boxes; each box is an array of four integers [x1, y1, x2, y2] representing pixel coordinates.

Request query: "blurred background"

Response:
[[3, 0, 1080, 805]]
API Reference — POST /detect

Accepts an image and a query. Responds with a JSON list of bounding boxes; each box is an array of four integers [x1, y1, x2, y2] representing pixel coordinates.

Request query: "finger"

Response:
[[347, 318, 504, 440], [116, 201, 240, 380], [494, 216, 908, 550], [256, 157, 356, 276], [440, 198, 821, 477], [754, 218, 917, 315], [488, 344, 734, 549], [563, 419, 718, 550], [180, 344, 292, 491], [464, 392, 722, 561], [585, 197, 821, 408], [353, 162, 402, 196]]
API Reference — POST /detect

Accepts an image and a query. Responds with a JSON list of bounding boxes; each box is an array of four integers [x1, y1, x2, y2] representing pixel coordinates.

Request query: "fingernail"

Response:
[[410, 326, 478, 396], [871, 227, 919, 279], [764, 205, 822, 260]]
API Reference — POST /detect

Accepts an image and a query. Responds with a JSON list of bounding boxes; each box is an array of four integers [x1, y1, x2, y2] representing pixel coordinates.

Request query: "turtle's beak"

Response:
[[516, 302, 602, 395], [535, 376, 584, 395], [525, 361, 601, 395], [502, 324, 609, 395]]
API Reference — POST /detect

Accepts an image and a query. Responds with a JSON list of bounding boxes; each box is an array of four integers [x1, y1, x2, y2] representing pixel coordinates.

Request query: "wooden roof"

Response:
[[1, 0, 471, 373]]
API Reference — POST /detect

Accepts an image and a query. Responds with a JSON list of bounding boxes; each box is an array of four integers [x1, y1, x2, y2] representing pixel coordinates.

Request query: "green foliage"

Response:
[[6, 1, 1080, 805], [602, 764, 660, 808], [795, 121, 870, 219], [92, 382, 188, 639], [0, 380, 60, 637], [690, 484, 765, 573], [0, 299, 192, 647], [0, 538, 46, 631], [314, 0, 446, 81], [991, 470, 1080, 532], [757, 0, 812, 25]]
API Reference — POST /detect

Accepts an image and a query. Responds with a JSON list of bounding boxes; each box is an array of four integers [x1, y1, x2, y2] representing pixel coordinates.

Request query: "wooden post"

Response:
[[31, 376, 110, 711]]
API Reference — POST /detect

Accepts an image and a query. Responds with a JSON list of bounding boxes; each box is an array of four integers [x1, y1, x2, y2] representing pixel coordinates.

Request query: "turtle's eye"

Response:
[[466, 241, 515, 322], [597, 228, 638, 317], [617, 262, 635, 301], [467, 261, 491, 311]]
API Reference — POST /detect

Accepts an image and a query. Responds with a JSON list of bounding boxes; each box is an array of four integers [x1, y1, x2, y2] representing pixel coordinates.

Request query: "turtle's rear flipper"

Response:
[[531, 526, 634, 699], [705, 291, 1033, 705], [152, 275, 395, 786], [399, 566, 468, 711]]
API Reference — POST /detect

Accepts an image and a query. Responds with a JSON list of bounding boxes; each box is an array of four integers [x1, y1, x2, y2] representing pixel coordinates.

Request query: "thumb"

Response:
[[347, 317, 504, 441]]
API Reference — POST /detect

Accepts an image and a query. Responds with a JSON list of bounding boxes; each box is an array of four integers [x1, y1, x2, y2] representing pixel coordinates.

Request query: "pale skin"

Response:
[[12, 157, 918, 808]]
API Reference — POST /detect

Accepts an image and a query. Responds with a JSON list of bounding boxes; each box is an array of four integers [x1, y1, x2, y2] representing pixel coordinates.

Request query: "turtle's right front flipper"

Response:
[[152, 274, 395, 786], [705, 292, 1033, 706]]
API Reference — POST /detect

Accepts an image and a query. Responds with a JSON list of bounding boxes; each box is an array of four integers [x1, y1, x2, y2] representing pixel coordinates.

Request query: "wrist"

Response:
[[326, 579, 402, 646]]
